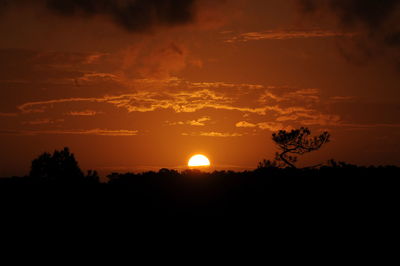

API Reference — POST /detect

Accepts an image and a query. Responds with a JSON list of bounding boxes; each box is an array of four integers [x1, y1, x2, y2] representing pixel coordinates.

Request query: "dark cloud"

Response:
[[0, 0, 10, 13], [0, 0, 198, 32], [45, 0, 196, 32], [299, 0, 400, 29], [298, 0, 400, 65]]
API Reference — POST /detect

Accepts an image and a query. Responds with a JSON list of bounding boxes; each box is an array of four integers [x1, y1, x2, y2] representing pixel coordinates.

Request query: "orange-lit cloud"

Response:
[[66, 110, 99, 116], [0, 129, 138, 136], [257, 122, 288, 132], [15, 78, 344, 133], [182, 131, 243, 137], [276, 115, 299, 122], [16, 81, 323, 117], [299, 114, 341, 126], [225, 29, 355, 43], [259, 87, 320, 104], [22, 118, 64, 125], [0, 112, 17, 117], [168, 117, 211, 126], [235, 121, 257, 128], [236, 121, 291, 132]]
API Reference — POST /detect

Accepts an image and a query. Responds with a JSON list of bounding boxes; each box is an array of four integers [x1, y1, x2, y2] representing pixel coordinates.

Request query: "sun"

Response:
[[188, 154, 211, 167]]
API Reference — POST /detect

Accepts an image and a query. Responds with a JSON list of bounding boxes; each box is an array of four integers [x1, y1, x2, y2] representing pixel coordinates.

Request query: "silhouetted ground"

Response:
[[1, 165, 399, 217]]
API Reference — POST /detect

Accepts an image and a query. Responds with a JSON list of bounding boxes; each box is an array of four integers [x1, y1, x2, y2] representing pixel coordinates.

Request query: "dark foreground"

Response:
[[1, 165, 399, 217]]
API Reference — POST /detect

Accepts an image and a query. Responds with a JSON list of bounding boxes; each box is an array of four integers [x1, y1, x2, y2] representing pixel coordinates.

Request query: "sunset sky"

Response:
[[1, 0, 400, 177]]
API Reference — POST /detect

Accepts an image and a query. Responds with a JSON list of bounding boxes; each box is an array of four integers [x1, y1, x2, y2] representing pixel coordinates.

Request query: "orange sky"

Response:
[[1, 0, 400, 177]]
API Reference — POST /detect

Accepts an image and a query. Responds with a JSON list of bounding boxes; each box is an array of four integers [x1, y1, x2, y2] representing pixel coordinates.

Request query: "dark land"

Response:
[[1, 151, 399, 217]]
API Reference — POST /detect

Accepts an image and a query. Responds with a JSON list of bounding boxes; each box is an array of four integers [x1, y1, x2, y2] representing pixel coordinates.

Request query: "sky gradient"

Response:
[[1, 0, 400, 177]]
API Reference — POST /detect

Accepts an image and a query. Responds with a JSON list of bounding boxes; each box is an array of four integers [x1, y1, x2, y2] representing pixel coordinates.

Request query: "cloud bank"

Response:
[[0, 0, 200, 32], [297, 0, 400, 64], [225, 29, 355, 43]]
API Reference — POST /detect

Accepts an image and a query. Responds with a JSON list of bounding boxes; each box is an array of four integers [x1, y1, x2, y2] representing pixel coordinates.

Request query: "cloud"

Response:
[[298, 0, 400, 29], [22, 118, 64, 125], [257, 122, 287, 132], [16, 79, 343, 130], [0, 43, 189, 84], [236, 114, 341, 132], [32, 51, 108, 67], [167, 116, 210, 126], [235, 121, 256, 128], [0, 128, 138, 136], [236, 121, 290, 132], [200, 132, 242, 137], [12, 78, 353, 135], [182, 131, 243, 137], [276, 115, 299, 122], [299, 113, 341, 126], [0, 49, 117, 89], [120, 42, 189, 79], [258, 87, 321, 104], [297, 0, 400, 64], [335, 123, 400, 129], [0, 0, 199, 32], [225, 29, 355, 43], [187, 117, 210, 126], [0, 112, 17, 117], [329, 96, 355, 102], [9, 77, 398, 135], [17, 89, 311, 116], [18, 97, 103, 113], [66, 110, 99, 116], [188, 120, 207, 126], [76, 73, 119, 83]]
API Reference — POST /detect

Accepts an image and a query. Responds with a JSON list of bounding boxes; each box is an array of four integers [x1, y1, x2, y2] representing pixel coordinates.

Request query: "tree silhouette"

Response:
[[29, 147, 85, 183], [272, 127, 330, 168], [257, 159, 280, 169]]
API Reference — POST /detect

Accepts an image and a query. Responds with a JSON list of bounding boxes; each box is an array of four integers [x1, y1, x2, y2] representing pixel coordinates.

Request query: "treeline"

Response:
[[2, 158, 400, 185], [1, 147, 399, 216], [2, 164, 399, 216]]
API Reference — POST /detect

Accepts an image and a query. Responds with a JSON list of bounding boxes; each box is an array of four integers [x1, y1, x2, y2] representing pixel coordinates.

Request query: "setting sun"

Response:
[[188, 154, 211, 167]]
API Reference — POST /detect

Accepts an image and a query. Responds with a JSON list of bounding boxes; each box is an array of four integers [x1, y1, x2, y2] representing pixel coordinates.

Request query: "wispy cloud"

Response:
[[225, 29, 356, 43], [18, 97, 102, 114], [182, 131, 243, 137], [259, 88, 320, 104], [299, 114, 341, 126], [276, 115, 299, 122], [4, 76, 397, 137], [17, 89, 312, 116], [167, 117, 211, 127], [329, 96, 356, 102], [0, 112, 18, 117], [66, 110, 99, 116], [15, 79, 348, 131], [0, 129, 138, 136], [235, 121, 257, 128], [335, 123, 400, 129], [257, 122, 288, 132], [22, 118, 64, 125], [200, 132, 242, 137], [236, 121, 290, 132]]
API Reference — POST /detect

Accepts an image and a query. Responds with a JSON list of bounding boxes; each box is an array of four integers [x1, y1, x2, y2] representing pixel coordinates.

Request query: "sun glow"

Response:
[[188, 154, 211, 167]]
